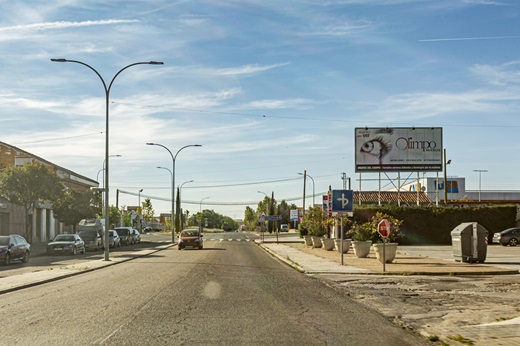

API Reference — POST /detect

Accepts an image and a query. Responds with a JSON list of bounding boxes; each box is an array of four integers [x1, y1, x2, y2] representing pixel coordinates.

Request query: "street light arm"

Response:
[[51, 59, 108, 93], [147, 142, 174, 161], [175, 144, 202, 160]]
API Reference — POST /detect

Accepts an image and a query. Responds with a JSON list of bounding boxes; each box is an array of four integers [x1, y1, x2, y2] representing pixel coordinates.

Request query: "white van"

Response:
[[280, 224, 289, 232]]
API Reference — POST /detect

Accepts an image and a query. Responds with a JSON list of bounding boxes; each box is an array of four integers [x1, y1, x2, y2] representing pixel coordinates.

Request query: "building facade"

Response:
[[0, 141, 99, 242]]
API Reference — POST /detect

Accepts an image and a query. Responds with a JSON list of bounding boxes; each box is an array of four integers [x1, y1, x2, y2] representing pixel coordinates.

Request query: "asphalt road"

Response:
[[1, 232, 428, 345]]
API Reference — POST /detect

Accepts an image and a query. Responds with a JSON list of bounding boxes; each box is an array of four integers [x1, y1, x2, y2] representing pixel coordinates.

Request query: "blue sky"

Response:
[[1, 0, 519, 219]]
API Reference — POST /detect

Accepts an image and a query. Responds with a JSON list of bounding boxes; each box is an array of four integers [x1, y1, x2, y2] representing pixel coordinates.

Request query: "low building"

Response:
[[0, 141, 99, 242]]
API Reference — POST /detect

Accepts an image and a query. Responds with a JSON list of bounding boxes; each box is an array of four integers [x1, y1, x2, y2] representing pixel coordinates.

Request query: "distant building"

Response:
[[0, 141, 99, 241], [401, 176, 520, 206]]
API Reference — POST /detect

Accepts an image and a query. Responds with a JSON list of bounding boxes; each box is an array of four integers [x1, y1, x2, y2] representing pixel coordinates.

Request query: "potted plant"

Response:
[[334, 218, 352, 253], [298, 221, 313, 246], [370, 212, 404, 264], [351, 222, 375, 258]]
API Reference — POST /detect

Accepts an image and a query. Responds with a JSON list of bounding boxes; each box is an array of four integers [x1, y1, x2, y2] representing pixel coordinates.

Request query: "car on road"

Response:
[[493, 227, 520, 246], [78, 229, 103, 251], [130, 229, 141, 244], [114, 227, 133, 245], [108, 230, 121, 248], [280, 224, 289, 232], [178, 230, 203, 250], [47, 234, 86, 255], [0, 234, 30, 265]]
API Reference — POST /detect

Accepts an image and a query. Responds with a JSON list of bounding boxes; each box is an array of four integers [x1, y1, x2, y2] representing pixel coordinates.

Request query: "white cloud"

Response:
[[470, 61, 520, 86]]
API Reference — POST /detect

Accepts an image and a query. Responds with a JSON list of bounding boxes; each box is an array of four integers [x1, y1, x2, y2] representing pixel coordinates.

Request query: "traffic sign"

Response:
[[378, 219, 391, 238], [331, 190, 353, 212], [265, 215, 282, 221]]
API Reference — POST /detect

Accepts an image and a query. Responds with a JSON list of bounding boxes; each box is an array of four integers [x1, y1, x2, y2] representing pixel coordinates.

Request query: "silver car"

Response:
[[108, 230, 121, 248], [493, 228, 520, 246]]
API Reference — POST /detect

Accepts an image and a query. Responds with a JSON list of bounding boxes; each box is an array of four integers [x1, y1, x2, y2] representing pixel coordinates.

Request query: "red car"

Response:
[[178, 230, 203, 250]]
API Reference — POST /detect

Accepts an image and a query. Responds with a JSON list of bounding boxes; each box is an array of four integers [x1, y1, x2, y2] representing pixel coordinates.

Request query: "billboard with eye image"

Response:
[[355, 127, 443, 172]]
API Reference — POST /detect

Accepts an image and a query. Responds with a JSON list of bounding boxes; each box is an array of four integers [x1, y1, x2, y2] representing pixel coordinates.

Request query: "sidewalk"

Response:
[[257, 239, 519, 276], [0, 243, 173, 294]]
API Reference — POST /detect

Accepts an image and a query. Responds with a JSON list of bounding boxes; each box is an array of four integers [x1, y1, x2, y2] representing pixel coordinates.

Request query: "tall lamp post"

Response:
[[52, 58, 163, 261], [138, 189, 143, 231], [179, 180, 194, 229], [147, 143, 202, 243], [298, 172, 315, 207], [473, 169, 488, 202], [199, 197, 210, 232]]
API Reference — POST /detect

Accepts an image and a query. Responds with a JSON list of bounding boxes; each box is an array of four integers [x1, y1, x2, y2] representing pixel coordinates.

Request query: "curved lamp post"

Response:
[[199, 197, 210, 232], [147, 143, 201, 243], [52, 58, 163, 260], [179, 180, 194, 229]]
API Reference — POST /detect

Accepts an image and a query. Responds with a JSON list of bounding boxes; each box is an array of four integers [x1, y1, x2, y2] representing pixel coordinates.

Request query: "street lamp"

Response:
[[179, 180, 194, 229], [52, 58, 163, 261], [473, 169, 488, 202], [199, 197, 210, 231], [146, 143, 202, 243], [157, 166, 173, 228], [298, 172, 315, 207], [138, 188, 143, 231]]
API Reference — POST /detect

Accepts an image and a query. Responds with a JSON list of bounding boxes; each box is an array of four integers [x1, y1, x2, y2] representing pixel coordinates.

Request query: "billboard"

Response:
[[355, 127, 443, 172]]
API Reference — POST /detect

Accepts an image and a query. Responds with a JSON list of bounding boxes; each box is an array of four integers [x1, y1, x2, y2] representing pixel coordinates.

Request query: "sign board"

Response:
[[265, 215, 282, 221], [331, 190, 354, 216], [355, 127, 443, 172], [290, 209, 298, 221], [378, 219, 391, 238], [258, 211, 266, 222]]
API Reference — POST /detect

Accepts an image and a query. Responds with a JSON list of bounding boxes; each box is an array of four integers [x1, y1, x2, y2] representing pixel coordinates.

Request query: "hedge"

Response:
[[350, 204, 517, 245]]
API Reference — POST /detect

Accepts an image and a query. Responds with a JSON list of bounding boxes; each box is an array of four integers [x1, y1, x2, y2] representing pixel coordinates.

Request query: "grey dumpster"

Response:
[[451, 222, 488, 263]]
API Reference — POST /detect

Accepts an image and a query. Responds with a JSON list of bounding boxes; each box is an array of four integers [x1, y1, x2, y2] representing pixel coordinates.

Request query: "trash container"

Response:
[[451, 222, 488, 263]]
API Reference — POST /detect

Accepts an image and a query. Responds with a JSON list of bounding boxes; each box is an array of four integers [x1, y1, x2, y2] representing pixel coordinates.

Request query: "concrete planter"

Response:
[[303, 235, 313, 247], [322, 238, 335, 251], [372, 243, 398, 264], [311, 236, 323, 248], [352, 240, 372, 258], [334, 239, 351, 254]]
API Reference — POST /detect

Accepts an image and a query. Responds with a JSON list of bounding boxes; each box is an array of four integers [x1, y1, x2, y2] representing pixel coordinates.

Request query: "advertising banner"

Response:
[[355, 127, 443, 172]]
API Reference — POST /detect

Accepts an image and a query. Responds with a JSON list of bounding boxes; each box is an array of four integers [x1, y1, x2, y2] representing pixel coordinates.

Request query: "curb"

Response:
[[257, 242, 520, 276], [258, 243, 305, 273]]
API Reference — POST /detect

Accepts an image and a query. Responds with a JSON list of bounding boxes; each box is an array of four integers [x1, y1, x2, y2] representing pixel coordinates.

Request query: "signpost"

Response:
[[378, 219, 390, 272], [259, 211, 266, 242], [331, 190, 354, 265]]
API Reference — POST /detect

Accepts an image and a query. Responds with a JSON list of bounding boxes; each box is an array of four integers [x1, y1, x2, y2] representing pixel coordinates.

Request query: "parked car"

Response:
[[493, 228, 520, 246], [131, 229, 141, 244], [178, 229, 203, 250], [114, 227, 134, 245], [78, 229, 103, 251], [108, 230, 121, 248], [0, 234, 30, 265], [280, 224, 289, 232], [47, 234, 86, 255]]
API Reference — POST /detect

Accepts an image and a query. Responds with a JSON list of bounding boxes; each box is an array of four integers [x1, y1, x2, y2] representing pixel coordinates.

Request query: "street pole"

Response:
[[179, 180, 194, 229], [299, 172, 314, 207], [258, 191, 268, 242], [199, 197, 209, 232], [138, 189, 143, 231], [52, 58, 163, 261], [473, 169, 488, 202], [147, 143, 201, 243]]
